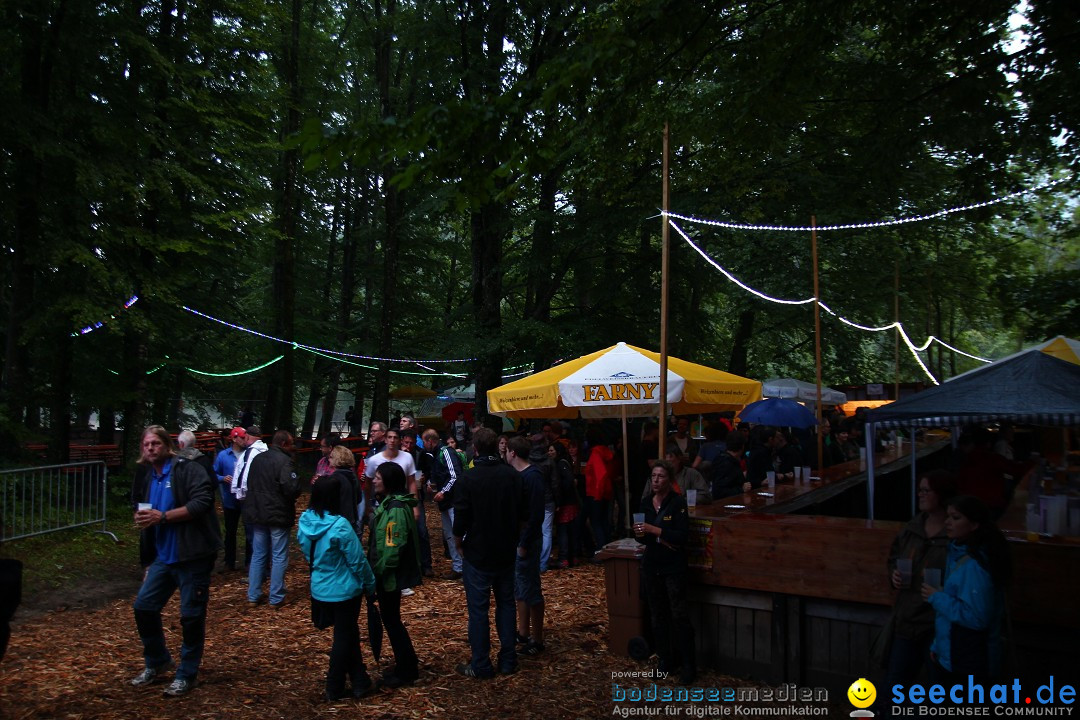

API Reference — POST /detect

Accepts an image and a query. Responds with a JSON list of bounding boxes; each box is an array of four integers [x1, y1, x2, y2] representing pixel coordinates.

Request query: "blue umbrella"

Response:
[[739, 397, 819, 428]]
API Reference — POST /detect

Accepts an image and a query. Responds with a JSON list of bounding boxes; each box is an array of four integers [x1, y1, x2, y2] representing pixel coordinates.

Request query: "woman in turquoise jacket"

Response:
[[298, 474, 376, 702], [371, 461, 421, 688], [922, 495, 1011, 684]]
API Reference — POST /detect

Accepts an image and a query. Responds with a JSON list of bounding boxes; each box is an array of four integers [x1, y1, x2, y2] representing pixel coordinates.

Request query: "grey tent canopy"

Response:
[[865, 350, 1080, 429]]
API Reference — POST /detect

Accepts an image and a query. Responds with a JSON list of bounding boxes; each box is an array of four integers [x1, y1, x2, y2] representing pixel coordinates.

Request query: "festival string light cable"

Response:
[[109, 355, 285, 377], [664, 176, 1070, 232], [182, 306, 474, 364], [72, 296, 139, 336], [667, 219, 998, 385]]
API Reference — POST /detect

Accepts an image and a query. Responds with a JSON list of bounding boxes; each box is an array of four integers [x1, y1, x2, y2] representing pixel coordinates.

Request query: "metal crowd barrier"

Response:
[[0, 461, 118, 543]]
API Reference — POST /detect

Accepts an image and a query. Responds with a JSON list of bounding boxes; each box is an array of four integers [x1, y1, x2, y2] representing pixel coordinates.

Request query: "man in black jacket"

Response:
[[452, 427, 526, 678], [243, 431, 301, 609], [131, 425, 222, 697], [709, 430, 748, 500]]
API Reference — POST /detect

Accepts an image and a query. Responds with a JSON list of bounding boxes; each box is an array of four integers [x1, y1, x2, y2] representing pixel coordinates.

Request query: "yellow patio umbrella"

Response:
[[1038, 336, 1080, 365], [488, 342, 761, 527]]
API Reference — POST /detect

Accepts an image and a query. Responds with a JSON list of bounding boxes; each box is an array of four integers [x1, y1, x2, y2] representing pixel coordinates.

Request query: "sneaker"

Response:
[[422, 568, 435, 578], [444, 571, 463, 581], [270, 596, 290, 610], [162, 677, 195, 697], [352, 678, 375, 699], [498, 663, 519, 675], [514, 632, 530, 646], [455, 662, 494, 680], [400, 587, 415, 597], [130, 660, 175, 687], [520, 640, 545, 656]]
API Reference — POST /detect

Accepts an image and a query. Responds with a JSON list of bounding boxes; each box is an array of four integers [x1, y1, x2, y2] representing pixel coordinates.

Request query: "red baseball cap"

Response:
[[229, 427, 248, 440]]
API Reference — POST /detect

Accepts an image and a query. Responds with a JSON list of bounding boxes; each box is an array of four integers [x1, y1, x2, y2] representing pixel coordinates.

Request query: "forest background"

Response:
[[1, 0, 1077, 462]]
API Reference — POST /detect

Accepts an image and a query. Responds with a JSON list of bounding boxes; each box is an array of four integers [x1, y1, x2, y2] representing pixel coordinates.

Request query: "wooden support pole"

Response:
[[812, 216, 824, 472], [659, 122, 670, 458]]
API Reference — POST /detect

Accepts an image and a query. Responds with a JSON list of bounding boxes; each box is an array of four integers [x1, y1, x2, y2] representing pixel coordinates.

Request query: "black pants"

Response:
[[642, 570, 695, 676], [377, 587, 418, 678], [327, 595, 369, 697], [222, 507, 241, 569]]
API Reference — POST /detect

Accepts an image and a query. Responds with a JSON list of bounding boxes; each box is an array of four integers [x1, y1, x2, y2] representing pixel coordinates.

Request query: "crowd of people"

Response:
[[125, 409, 1021, 702]]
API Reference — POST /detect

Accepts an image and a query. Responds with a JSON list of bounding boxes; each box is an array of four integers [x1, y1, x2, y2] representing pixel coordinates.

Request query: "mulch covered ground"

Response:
[[0, 502, 743, 719]]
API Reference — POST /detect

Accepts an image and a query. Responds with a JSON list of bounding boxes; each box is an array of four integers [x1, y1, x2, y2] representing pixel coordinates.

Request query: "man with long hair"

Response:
[[130, 425, 222, 697]]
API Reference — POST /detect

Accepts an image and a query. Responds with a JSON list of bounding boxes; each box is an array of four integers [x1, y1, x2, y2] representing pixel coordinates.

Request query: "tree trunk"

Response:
[[728, 309, 755, 377], [270, 0, 302, 433]]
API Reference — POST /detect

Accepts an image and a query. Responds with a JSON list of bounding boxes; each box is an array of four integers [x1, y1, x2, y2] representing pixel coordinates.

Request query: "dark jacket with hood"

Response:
[[242, 445, 302, 528], [137, 456, 222, 565]]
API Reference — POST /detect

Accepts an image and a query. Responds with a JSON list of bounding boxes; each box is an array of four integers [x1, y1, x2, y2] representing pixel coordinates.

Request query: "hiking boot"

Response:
[[162, 677, 195, 697], [130, 660, 175, 687], [498, 662, 519, 675], [455, 662, 494, 680]]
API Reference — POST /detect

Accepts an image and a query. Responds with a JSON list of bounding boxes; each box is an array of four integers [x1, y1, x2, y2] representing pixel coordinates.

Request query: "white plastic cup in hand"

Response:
[[766, 471, 775, 488], [896, 558, 913, 589], [801, 466, 811, 484], [923, 568, 942, 590], [633, 513, 646, 537], [137, 503, 152, 512], [686, 489, 698, 508]]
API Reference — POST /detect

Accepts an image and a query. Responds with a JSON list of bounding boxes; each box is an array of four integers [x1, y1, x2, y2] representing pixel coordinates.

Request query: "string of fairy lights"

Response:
[[74, 175, 1070, 383], [664, 173, 1072, 384]]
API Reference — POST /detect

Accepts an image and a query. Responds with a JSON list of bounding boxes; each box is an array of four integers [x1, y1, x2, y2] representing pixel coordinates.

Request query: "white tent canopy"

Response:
[[762, 377, 847, 406]]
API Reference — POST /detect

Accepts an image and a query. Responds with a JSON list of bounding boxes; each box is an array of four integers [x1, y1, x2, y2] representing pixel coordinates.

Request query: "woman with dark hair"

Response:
[[370, 462, 421, 688], [922, 495, 1011, 684], [880, 469, 957, 693], [633, 460, 695, 684], [297, 474, 376, 701], [327, 446, 361, 534]]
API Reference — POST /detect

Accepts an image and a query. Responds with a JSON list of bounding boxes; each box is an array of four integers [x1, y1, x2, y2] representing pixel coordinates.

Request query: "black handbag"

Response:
[[310, 596, 334, 630]]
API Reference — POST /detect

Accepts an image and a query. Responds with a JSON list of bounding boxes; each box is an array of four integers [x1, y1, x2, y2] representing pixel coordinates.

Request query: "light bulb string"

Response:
[[664, 176, 1069, 232]]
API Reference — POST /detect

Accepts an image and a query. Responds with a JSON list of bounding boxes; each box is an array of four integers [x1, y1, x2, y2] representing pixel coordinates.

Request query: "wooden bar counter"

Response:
[[676, 442, 1080, 692]]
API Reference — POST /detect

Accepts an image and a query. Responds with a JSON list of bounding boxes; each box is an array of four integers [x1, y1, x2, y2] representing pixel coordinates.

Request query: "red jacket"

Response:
[[586, 445, 615, 501]]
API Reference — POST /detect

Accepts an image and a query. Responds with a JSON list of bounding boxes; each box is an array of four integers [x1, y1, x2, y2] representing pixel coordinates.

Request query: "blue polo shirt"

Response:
[[149, 459, 179, 565], [213, 447, 240, 510]]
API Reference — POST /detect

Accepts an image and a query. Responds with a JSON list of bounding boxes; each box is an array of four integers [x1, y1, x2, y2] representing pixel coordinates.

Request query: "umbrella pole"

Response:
[[622, 406, 631, 531]]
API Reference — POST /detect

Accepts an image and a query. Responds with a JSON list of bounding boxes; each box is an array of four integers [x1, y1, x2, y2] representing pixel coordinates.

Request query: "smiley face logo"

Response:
[[847, 678, 876, 709]]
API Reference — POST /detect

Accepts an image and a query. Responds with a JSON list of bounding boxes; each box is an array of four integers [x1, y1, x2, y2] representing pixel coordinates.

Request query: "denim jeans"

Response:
[[884, 631, 932, 705], [440, 507, 462, 573], [540, 502, 555, 571], [248, 525, 290, 604], [462, 558, 517, 675], [133, 556, 214, 682]]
